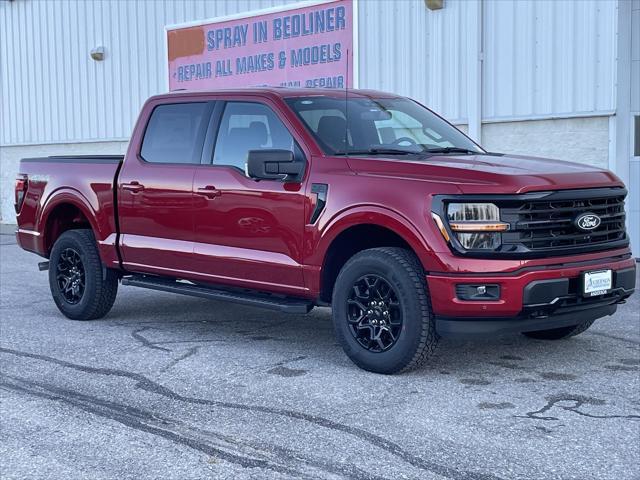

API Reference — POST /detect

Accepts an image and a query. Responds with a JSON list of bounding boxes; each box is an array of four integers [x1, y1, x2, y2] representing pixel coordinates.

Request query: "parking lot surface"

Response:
[[1, 232, 639, 480]]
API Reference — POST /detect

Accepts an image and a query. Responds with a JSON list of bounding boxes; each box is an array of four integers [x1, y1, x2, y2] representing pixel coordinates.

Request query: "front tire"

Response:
[[332, 247, 438, 374], [49, 229, 118, 320], [522, 319, 596, 340]]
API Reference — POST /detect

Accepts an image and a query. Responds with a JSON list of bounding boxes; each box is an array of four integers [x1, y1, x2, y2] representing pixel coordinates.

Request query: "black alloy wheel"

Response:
[[332, 247, 439, 374], [56, 248, 86, 304], [347, 274, 403, 352], [49, 229, 118, 320]]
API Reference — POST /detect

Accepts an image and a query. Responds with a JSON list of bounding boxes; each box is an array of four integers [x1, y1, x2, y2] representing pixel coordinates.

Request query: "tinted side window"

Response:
[[141, 103, 209, 164], [213, 102, 294, 171]]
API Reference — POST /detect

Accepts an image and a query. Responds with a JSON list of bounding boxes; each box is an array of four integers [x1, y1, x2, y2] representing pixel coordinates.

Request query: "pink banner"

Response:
[[167, 0, 353, 91]]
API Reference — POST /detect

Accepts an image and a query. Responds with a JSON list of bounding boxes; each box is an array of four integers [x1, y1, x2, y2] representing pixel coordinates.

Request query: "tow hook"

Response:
[[38, 261, 49, 271]]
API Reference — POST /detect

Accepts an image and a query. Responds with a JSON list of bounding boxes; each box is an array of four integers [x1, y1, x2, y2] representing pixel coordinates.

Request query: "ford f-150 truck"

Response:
[[15, 88, 636, 374]]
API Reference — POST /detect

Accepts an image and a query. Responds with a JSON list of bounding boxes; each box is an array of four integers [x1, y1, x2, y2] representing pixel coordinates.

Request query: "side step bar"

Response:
[[121, 275, 314, 314]]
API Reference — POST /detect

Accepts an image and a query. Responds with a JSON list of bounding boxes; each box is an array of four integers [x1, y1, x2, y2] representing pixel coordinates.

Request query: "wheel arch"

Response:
[[314, 206, 442, 303], [40, 190, 101, 257]]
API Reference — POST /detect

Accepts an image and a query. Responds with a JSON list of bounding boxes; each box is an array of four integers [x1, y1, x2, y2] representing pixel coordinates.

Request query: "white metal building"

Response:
[[1, 0, 638, 253]]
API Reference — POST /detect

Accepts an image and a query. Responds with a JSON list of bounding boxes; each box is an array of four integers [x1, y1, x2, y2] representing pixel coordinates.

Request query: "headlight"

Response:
[[446, 203, 509, 250]]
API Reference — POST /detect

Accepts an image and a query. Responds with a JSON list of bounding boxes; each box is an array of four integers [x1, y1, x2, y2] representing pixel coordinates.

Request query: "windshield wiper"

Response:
[[422, 147, 481, 155], [335, 147, 419, 156]]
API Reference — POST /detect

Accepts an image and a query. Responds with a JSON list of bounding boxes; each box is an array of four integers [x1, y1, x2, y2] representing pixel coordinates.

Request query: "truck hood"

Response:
[[345, 153, 623, 194]]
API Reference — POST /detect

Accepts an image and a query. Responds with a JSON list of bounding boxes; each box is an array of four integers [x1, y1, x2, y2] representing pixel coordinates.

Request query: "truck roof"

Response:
[[149, 87, 402, 102]]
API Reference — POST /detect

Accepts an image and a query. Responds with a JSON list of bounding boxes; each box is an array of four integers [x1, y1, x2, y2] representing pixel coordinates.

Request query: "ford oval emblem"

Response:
[[575, 212, 601, 231]]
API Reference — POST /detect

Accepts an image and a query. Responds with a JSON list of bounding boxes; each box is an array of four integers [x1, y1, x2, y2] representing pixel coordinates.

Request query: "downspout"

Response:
[[614, 0, 631, 185], [468, 0, 483, 144], [614, 0, 637, 257]]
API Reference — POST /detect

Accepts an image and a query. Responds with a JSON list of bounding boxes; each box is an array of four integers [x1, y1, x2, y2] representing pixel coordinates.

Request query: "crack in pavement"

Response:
[[271, 355, 308, 367], [152, 339, 227, 345], [587, 331, 640, 346], [160, 346, 200, 373], [0, 347, 502, 480], [517, 394, 640, 421], [197, 355, 311, 389], [1, 374, 391, 480], [131, 327, 172, 352], [110, 318, 238, 327]]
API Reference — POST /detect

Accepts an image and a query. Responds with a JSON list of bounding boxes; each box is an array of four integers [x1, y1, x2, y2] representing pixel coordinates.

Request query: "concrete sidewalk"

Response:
[[0, 223, 16, 235]]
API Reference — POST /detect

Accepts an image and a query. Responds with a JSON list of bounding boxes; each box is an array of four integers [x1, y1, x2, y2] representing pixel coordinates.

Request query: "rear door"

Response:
[[118, 100, 214, 275], [191, 99, 308, 296]]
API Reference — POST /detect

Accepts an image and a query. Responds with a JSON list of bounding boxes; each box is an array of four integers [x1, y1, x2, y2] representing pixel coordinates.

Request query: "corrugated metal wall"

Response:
[[0, 0, 300, 146], [482, 0, 616, 121], [0, 0, 618, 146], [357, 0, 472, 124], [632, 0, 640, 113]]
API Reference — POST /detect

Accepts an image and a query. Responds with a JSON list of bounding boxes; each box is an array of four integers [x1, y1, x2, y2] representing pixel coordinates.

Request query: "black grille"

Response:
[[433, 187, 630, 259], [501, 188, 627, 255]]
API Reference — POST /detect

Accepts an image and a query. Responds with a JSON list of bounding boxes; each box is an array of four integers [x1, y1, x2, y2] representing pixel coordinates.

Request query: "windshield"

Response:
[[285, 95, 484, 156]]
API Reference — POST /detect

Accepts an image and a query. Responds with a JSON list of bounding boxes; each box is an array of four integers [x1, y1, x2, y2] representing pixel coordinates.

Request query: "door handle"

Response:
[[196, 185, 221, 199], [122, 181, 145, 193]]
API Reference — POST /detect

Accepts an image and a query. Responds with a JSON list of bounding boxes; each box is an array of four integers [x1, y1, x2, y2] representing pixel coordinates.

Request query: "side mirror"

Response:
[[246, 149, 304, 182]]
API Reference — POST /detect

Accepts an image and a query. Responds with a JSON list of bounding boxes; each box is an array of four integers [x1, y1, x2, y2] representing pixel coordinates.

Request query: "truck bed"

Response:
[[16, 155, 124, 263]]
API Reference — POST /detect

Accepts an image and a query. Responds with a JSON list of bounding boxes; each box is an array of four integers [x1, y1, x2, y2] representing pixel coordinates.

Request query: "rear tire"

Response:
[[522, 319, 596, 340], [49, 229, 118, 320], [331, 247, 438, 374]]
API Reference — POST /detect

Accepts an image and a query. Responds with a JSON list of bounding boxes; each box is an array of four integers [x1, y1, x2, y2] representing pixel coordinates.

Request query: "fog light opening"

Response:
[[455, 284, 501, 301]]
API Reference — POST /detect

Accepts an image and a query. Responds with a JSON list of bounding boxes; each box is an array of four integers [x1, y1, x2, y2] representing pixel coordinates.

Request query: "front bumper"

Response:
[[427, 256, 636, 338]]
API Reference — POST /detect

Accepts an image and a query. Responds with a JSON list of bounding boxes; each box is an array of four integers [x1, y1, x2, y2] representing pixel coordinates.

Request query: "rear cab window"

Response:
[[140, 102, 210, 164]]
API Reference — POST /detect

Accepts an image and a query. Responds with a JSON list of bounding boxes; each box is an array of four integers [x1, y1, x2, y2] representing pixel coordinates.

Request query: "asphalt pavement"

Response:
[[1, 230, 639, 480]]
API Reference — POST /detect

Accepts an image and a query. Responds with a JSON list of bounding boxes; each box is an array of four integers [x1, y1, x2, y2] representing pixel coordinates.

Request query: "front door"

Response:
[[118, 101, 213, 276], [191, 100, 308, 296]]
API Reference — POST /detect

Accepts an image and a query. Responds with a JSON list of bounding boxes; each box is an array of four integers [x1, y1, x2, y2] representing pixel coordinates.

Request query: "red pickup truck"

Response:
[[15, 88, 636, 373]]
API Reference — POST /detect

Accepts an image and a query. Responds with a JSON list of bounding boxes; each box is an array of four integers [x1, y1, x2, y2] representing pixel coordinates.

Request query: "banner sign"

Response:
[[166, 0, 354, 91]]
